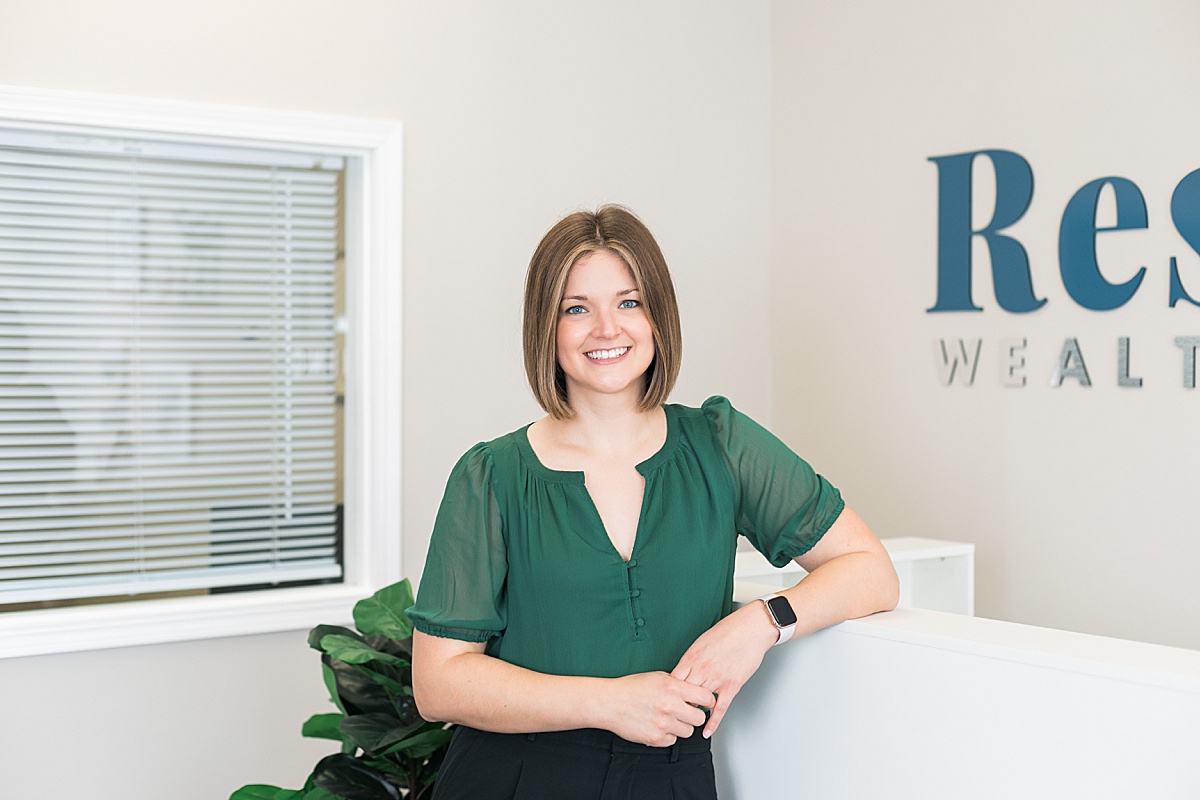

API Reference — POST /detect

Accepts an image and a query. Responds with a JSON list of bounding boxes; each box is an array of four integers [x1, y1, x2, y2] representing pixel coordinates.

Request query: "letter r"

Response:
[[928, 150, 1047, 313]]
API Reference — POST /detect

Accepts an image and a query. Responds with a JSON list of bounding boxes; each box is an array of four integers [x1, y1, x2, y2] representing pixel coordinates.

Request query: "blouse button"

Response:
[[629, 589, 641, 598], [635, 618, 645, 627], [626, 559, 638, 568]]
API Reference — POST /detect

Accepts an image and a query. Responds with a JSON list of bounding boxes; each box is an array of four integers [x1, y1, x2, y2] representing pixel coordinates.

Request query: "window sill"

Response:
[[0, 583, 382, 658]]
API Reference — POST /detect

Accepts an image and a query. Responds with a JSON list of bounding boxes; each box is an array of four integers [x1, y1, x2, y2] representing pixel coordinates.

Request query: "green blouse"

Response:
[[407, 396, 844, 679]]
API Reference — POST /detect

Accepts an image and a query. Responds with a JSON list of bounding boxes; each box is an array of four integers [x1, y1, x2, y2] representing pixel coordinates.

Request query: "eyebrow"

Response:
[[561, 288, 639, 303]]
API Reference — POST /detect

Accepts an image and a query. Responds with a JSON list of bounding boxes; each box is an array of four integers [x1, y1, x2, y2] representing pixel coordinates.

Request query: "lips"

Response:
[[585, 347, 630, 361]]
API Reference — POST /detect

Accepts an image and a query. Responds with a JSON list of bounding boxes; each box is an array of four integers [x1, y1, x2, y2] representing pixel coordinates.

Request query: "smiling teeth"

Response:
[[586, 347, 629, 360]]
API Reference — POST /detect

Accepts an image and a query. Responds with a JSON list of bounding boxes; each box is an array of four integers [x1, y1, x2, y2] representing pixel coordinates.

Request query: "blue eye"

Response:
[[564, 305, 586, 315], [619, 299, 640, 309]]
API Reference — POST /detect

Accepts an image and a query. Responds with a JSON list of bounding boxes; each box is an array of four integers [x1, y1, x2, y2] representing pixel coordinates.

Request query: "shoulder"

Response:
[[666, 395, 733, 421], [446, 424, 529, 483], [480, 425, 527, 461], [667, 395, 746, 438], [673, 396, 790, 463]]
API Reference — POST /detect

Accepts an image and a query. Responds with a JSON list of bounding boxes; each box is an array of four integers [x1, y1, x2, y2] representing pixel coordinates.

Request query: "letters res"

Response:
[[927, 149, 1200, 312]]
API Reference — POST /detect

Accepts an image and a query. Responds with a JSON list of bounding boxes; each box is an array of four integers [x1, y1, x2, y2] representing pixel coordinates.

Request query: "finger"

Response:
[[670, 662, 692, 681], [679, 703, 707, 728], [703, 687, 737, 739], [703, 702, 728, 739], [680, 681, 717, 708], [651, 732, 679, 748]]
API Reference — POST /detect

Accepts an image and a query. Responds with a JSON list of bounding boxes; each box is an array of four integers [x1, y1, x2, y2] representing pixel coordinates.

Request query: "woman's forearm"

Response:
[[413, 640, 605, 732], [779, 548, 900, 638], [411, 630, 713, 746]]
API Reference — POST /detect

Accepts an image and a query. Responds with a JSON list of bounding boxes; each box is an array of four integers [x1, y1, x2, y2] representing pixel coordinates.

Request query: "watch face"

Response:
[[766, 595, 798, 627]]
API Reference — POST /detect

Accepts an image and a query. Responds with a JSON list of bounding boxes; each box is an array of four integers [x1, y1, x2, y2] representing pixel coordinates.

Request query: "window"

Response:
[[0, 87, 402, 657]]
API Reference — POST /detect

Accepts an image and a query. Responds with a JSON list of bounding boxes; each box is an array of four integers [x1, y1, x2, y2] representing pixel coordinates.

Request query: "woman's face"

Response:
[[555, 249, 655, 407]]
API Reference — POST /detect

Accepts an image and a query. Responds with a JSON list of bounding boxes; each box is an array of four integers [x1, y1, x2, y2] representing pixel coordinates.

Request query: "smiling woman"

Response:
[[521, 206, 682, 422], [405, 205, 899, 799]]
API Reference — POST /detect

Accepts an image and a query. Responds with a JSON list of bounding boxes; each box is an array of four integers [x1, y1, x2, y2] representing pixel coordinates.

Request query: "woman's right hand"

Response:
[[600, 671, 714, 747]]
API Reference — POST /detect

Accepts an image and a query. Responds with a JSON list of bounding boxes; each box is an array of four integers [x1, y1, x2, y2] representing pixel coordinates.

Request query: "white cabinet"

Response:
[[733, 536, 975, 615]]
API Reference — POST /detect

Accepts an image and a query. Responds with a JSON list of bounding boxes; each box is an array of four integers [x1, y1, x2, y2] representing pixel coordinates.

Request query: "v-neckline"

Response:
[[516, 405, 679, 561], [578, 477, 644, 563]]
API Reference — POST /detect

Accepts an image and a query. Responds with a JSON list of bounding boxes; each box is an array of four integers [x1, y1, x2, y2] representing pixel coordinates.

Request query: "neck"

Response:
[[550, 393, 663, 455]]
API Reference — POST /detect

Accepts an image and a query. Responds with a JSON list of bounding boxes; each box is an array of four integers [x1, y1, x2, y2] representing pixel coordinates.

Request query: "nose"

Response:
[[593, 307, 620, 339]]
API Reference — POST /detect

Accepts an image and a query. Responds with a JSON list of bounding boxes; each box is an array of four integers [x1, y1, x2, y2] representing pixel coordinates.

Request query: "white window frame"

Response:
[[0, 85, 402, 658]]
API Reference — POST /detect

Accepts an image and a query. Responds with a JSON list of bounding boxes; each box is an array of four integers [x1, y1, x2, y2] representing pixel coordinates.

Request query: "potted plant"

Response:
[[231, 579, 454, 800]]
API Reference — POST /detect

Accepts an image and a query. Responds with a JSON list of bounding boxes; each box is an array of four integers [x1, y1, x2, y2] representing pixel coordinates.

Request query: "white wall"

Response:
[[0, 2, 773, 798], [770, 0, 1200, 649], [0, 631, 334, 796]]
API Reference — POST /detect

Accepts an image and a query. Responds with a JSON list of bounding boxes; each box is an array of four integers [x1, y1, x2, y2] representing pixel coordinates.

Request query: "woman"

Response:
[[408, 205, 899, 799]]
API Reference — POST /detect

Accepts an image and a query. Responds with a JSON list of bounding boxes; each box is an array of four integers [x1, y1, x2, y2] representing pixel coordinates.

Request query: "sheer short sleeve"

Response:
[[702, 395, 844, 566], [406, 443, 507, 642]]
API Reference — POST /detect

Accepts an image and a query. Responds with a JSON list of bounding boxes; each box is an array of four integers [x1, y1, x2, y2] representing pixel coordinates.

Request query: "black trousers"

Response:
[[432, 725, 718, 800]]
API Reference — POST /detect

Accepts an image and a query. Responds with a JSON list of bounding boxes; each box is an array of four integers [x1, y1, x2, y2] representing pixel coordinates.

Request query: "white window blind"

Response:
[[0, 129, 345, 606]]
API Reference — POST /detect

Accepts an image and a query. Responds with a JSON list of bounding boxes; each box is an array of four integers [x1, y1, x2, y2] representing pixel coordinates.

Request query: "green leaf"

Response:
[[353, 580, 415, 640], [229, 785, 298, 800], [361, 632, 413, 662], [350, 664, 410, 699], [320, 662, 347, 714], [380, 725, 455, 760], [340, 713, 428, 755], [320, 635, 409, 667], [311, 753, 402, 800], [308, 624, 363, 653], [302, 712, 347, 742], [321, 657, 399, 718], [231, 784, 338, 800]]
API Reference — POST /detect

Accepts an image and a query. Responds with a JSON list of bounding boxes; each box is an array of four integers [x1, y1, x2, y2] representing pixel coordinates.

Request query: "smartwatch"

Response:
[[758, 593, 798, 645]]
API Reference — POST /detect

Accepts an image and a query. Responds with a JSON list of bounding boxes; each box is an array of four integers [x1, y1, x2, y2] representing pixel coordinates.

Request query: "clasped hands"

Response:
[[606, 602, 777, 747]]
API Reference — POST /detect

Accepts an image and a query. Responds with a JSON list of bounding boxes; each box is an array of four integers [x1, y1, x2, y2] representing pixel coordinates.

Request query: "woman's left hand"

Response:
[[670, 601, 778, 738]]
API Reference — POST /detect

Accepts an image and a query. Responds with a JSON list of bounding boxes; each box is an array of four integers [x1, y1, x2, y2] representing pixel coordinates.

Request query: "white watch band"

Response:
[[758, 593, 796, 646]]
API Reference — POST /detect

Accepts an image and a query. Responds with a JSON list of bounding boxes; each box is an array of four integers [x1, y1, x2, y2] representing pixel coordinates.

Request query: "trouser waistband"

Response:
[[520, 726, 710, 762]]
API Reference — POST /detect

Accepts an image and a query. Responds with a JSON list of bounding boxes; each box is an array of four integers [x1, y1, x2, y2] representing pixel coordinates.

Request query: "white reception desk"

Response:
[[714, 581, 1200, 799]]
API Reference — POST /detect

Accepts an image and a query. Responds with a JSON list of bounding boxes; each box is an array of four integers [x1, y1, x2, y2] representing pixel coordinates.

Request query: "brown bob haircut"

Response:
[[523, 205, 682, 419]]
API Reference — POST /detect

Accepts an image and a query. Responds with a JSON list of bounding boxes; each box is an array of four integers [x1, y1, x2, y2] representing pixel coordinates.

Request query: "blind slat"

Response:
[[1, 530, 338, 559], [0, 507, 338, 535], [0, 473, 336, 499], [0, 161, 339, 191], [0, 153, 337, 183], [0, 176, 337, 205], [1, 550, 340, 584], [0, 511, 338, 543], [0, 214, 338, 242], [0, 562, 343, 606], [0, 203, 337, 231], [0, 129, 343, 170]]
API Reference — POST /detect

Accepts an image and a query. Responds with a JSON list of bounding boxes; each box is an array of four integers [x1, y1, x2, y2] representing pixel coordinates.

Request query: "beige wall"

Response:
[[770, 0, 1200, 650], [0, 2, 772, 798]]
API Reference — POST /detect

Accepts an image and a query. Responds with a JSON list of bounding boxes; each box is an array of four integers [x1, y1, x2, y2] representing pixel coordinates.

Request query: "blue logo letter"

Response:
[[928, 150, 1045, 313], [1058, 177, 1147, 310], [1170, 168, 1200, 308]]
